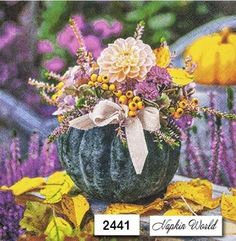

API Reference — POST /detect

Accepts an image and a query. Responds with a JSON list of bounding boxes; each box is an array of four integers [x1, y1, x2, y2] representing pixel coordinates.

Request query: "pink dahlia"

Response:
[[97, 37, 156, 82]]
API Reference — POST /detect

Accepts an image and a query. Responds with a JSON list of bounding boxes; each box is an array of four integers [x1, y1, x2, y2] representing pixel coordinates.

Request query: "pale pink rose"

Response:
[[97, 37, 156, 82]]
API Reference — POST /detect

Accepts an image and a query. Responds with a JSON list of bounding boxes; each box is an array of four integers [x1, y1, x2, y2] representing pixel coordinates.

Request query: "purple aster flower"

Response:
[[147, 66, 171, 86], [43, 57, 65, 72], [37, 40, 54, 54], [135, 81, 159, 101]]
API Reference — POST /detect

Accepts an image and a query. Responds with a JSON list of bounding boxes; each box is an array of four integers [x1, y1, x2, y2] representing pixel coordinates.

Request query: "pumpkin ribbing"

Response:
[[57, 125, 180, 203]]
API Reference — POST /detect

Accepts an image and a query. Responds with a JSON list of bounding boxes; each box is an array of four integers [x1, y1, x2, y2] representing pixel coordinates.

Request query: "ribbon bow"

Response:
[[69, 100, 160, 174]]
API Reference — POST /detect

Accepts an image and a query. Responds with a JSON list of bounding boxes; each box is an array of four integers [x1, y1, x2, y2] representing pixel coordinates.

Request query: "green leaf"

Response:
[[196, 3, 209, 15], [45, 216, 73, 241], [148, 13, 176, 30], [76, 97, 86, 108], [20, 201, 52, 235], [151, 30, 171, 44], [191, 126, 198, 134], [126, 2, 163, 22], [227, 87, 234, 111]]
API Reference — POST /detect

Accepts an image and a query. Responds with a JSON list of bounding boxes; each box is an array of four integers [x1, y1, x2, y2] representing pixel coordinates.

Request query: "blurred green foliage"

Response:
[[38, 1, 232, 46], [37, 0, 236, 76]]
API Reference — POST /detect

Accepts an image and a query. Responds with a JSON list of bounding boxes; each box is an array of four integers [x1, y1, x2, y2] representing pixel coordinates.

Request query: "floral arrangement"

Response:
[[29, 20, 236, 174]]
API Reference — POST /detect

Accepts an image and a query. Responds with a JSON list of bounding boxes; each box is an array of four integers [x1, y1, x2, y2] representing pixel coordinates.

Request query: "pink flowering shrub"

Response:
[[40, 15, 122, 73]]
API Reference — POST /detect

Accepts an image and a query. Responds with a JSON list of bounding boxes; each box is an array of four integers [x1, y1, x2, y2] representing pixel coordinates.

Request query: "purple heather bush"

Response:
[[0, 133, 61, 186], [0, 134, 60, 240], [0, 190, 24, 241], [179, 91, 236, 187]]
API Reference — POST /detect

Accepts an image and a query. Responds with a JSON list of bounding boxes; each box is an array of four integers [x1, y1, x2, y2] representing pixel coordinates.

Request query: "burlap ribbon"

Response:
[[69, 100, 160, 174]]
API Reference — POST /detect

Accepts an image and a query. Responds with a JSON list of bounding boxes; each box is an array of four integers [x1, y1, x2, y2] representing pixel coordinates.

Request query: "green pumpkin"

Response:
[[57, 125, 180, 203]]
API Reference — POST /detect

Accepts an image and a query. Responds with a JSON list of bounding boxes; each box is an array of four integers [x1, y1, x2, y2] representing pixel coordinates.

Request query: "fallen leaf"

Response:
[[20, 201, 52, 235], [164, 179, 220, 209], [167, 68, 194, 86], [61, 194, 90, 228], [230, 188, 236, 196], [40, 172, 75, 203], [221, 194, 236, 222], [105, 198, 164, 214], [154, 45, 171, 68], [0, 177, 45, 196], [224, 220, 236, 235], [18, 234, 46, 241], [170, 198, 204, 214], [75, 221, 99, 241], [164, 209, 192, 216], [45, 216, 73, 241]]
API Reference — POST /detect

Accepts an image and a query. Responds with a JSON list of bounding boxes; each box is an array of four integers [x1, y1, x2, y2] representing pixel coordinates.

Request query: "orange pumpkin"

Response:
[[185, 28, 236, 85]]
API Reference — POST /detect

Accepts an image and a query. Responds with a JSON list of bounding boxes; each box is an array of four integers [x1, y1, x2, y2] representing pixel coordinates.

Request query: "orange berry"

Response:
[[128, 110, 137, 117], [128, 101, 138, 111], [90, 73, 97, 82], [137, 101, 144, 110], [101, 83, 109, 90], [133, 96, 141, 103], [191, 98, 199, 106], [109, 84, 116, 91], [88, 81, 94, 87], [179, 100, 187, 109], [97, 75, 103, 82], [102, 75, 109, 83], [119, 95, 128, 105], [174, 108, 184, 119], [126, 90, 133, 98], [114, 90, 122, 97]]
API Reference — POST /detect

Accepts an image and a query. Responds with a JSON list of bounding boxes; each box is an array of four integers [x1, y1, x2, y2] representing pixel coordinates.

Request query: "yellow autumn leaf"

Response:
[[61, 194, 90, 228], [164, 179, 220, 209], [154, 45, 171, 68], [170, 198, 204, 214], [40, 172, 75, 204], [0, 177, 45, 196], [221, 194, 236, 222], [230, 188, 236, 196], [45, 216, 73, 241], [20, 201, 51, 235], [164, 209, 192, 216], [105, 198, 164, 214], [167, 68, 194, 86]]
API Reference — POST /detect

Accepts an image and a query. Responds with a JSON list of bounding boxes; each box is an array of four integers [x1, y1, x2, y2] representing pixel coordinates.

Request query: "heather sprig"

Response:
[[134, 20, 145, 40]]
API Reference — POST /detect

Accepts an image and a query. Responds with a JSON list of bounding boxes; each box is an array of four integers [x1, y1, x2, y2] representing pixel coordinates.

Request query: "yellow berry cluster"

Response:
[[88, 74, 116, 91], [170, 98, 199, 119], [118, 90, 144, 117]]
